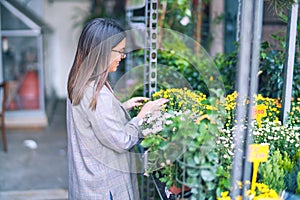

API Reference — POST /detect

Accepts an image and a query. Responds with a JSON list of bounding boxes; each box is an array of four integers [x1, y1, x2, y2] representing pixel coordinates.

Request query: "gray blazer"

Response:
[[67, 84, 143, 200]]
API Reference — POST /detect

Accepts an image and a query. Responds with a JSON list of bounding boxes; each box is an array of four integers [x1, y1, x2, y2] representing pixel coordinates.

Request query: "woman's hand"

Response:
[[137, 98, 169, 119], [122, 97, 149, 111]]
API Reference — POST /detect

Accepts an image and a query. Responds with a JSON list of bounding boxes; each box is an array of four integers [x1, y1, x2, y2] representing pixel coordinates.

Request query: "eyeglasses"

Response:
[[112, 49, 126, 59]]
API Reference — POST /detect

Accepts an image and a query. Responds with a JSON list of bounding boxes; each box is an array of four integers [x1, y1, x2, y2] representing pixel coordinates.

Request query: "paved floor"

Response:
[[0, 100, 68, 199]]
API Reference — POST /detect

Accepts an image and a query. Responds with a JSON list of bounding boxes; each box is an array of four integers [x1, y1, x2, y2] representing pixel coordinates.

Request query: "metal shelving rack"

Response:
[[125, 0, 158, 98], [143, 0, 158, 98]]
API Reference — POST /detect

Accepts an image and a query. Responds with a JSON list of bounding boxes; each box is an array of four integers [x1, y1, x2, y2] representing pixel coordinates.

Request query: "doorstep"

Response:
[[0, 189, 68, 200], [5, 112, 48, 129]]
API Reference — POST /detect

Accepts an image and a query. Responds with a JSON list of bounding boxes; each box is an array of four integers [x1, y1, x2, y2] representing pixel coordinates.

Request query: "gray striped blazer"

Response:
[[67, 84, 143, 200]]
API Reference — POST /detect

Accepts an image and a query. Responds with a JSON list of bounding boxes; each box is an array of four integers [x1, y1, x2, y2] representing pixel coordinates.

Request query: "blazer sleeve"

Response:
[[88, 90, 143, 153]]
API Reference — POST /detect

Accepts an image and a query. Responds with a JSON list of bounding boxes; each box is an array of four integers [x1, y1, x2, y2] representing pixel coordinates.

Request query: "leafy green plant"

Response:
[[157, 48, 210, 95], [258, 11, 300, 98], [285, 157, 300, 194], [214, 51, 237, 95], [258, 150, 293, 193], [287, 100, 300, 127], [214, 11, 300, 99], [174, 113, 221, 200], [215, 165, 231, 198], [139, 88, 225, 199], [259, 42, 285, 98]]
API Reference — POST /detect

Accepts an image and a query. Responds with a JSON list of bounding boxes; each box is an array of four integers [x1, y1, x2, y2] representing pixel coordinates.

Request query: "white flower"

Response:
[[180, 116, 186, 121], [174, 111, 182, 116], [253, 131, 259, 136], [219, 136, 226, 140], [180, 16, 190, 26], [227, 149, 234, 156], [163, 113, 173, 119], [155, 120, 163, 127], [142, 128, 152, 136], [165, 120, 173, 125], [267, 136, 273, 140], [294, 126, 300, 131], [166, 159, 171, 165], [147, 117, 154, 124], [153, 126, 163, 133]]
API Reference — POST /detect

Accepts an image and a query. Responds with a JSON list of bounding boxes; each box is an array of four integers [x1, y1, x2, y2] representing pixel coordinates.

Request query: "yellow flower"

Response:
[[221, 191, 229, 197], [237, 181, 243, 189], [256, 94, 264, 101], [206, 105, 217, 110], [217, 191, 231, 200], [235, 196, 242, 200]]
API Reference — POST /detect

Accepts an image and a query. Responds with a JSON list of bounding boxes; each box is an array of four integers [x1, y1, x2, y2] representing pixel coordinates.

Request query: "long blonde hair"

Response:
[[67, 18, 125, 110]]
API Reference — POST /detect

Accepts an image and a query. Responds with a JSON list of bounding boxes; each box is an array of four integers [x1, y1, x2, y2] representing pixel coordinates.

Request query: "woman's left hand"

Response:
[[122, 97, 149, 111]]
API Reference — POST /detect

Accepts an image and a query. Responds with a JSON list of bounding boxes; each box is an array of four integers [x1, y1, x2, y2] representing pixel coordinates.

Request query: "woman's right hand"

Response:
[[137, 98, 169, 119]]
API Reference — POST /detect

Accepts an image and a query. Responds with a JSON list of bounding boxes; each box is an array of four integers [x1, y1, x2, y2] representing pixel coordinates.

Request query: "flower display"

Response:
[[288, 99, 300, 127], [137, 88, 225, 199], [217, 183, 281, 200], [252, 121, 300, 157], [133, 88, 300, 199]]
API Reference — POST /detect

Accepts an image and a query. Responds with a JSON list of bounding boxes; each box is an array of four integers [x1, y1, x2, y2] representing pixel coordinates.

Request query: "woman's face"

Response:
[[109, 38, 126, 72]]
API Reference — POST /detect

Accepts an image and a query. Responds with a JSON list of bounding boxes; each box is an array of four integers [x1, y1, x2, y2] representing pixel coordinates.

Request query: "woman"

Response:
[[67, 18, 167, 200]]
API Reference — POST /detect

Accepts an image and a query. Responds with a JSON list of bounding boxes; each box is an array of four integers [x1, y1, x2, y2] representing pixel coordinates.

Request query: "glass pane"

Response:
[[2, 36, 40, 111], [1, 5, 30, 30], [126, 0, 146, 10]]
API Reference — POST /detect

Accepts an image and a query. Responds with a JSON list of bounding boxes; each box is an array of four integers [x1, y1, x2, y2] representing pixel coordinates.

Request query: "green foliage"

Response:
[[215, 165, 231, 198], [159, 54, 197, 90], [139, 88, 225, 199], [258, 42, 285, 98], [214, 51, 237, 95], [287, 100, 300, 127], [214, 14, 300, 99], [258, 150, 291, 193], [160, 0, 193, 35], [157, 49, 210, 95], [175, 117, 220, 200], [285, 157, 300, 194], [259, 12, 300, 98], [155, 163, 178, 189]]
